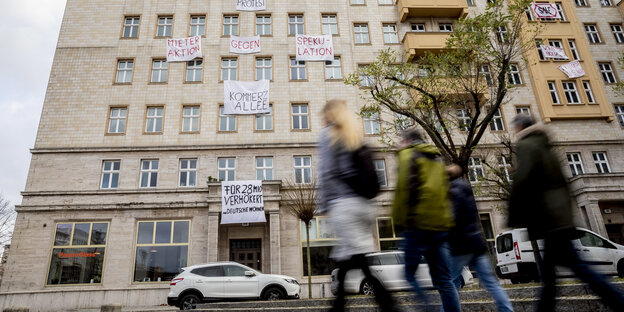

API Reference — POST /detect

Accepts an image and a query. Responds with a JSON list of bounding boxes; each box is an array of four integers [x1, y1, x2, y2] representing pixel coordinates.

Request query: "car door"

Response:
[[191, 266, 225, 298], [223, 264, 259, 298], [577, 230, 616, 273], [370, 253, 403, 290]]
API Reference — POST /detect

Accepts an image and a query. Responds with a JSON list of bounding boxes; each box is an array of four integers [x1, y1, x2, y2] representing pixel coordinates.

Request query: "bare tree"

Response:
[[0, 196, 15, 247]]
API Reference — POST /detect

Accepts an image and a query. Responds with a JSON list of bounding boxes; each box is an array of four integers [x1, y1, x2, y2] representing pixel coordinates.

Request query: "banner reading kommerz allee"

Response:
[[166, 36, 202, 62], [224, 80, 270, 115], [236, 0, 266, 11], [296, 34, 334, 61], [221, 180, 266, 224]]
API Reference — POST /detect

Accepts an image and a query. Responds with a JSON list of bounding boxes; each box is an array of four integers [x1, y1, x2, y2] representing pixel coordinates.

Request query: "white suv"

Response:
[[167, 262, 300, 310]]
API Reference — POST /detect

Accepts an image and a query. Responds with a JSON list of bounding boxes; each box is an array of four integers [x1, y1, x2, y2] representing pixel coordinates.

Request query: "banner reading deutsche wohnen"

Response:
[[295, 34, 334, 61], [223, 80, 270, 115], [221, 180, 266, 224], [166, 36, 202, 62]]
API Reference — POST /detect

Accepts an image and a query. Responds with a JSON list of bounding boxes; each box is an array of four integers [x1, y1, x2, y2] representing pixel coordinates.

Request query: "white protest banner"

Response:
[[531, 3, 561, 19], [230, 35, 261, 54], [558, 60, 585, 79], [540, 45, 568, 59], [236, 0, 266, 11], [166, 36, 202, 62], [296, 34, 334, 61], [221, 180, 266, 224], [224, 80, 270, 115]]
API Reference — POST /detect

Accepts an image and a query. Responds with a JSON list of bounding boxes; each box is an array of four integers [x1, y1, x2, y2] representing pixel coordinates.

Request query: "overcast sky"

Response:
[[0, 1, 67, 207]]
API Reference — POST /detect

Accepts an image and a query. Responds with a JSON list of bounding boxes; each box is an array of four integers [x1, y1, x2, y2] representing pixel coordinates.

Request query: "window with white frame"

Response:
[[108, 107, 127, 134], [601, 0, 613, 6], [599, 62, 617, 84], [615, 105, 624, 127], [496, 25, 509, 43], [219, 106, 236, 132], [101, 160, 120, 189], [592, 152, 611, 173], [190, 16, 205, 36], [611, 24, 624, 43], [186, 59, 202, 82], [256, 157, 274, 180], [582, 81, 596, 104], [182, 106, 200, 132], [411, 23, 425, 32], [288, 14, 304, 35], [359, 65, 374, 87], [151, 60, 168, 83], [294, 156, 312, 184], [568, 39, 580, 60], [223, 15, 239, 36], [507, 64, 522, 85], [457, 108, 472, 131], [555, 3, 566, 21], [351, 0, 365, 4], [255, 105, 273, 131], [221, 58, 237, 81], [468, 157, 484, 183], [179, 159, 197, 187], [377, 217, 402, 251], [140, 159, 159, 188], [567, 153, 585, 176], [322, 15, 338, 36], [218, 158, 236, 181], [585, 24, 602, 44], [256, 15, 271, 36], [256, 57, 272, 81], [116, 60, 133, 83], [379, 0, 393, 4], [325, 57, 342, 80], [156, 16, 173, 37], [489, 109, 505, 131], [466, 0, 475, 6], [374, 160, 387, 186], [292, 104, 309, 130], [516, 107, 531, 115], [383, 24, 399, 44], [562, 81, 581, 104], [145, 107, 164, 133], [123, 17, 140, 38], [395, 112, 414, 132], [290, 57, 306, 80], [524, 6, 534, 21], [536, 40, 545, 61], [354, 24, 370, 44], [439, 23, 453, 32], [364, 111, 381, 135], [480, 65, 493, 85], [497, 156, 511, 182], [548, 40, 566, 60], [575, 0, 588, 6], [548, 81, 560, 104]]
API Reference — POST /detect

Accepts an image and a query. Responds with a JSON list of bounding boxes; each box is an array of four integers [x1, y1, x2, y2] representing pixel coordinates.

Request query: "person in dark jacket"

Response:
[[447, 165, 513, 312], [508, 114, 624, 312]]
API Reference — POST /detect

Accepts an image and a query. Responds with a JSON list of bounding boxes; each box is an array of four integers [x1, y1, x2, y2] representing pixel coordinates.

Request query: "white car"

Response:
[[167, 262, 300, 310], [495, 227, 624, 284], [330, 251, 474, 295]]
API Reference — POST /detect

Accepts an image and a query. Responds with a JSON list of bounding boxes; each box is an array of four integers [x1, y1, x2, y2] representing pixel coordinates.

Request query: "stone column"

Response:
[[269, 212, 281, 274], [583, 200, 608, 237], [207, 212, 220, 263]]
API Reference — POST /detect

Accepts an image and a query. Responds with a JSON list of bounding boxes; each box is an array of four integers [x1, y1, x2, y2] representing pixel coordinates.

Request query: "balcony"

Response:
[[403, 32, 452, 61], [398, 0, 468, 22]]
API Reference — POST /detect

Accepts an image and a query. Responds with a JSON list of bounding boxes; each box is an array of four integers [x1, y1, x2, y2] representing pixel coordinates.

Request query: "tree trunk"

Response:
[[306, 222, 313, 299]]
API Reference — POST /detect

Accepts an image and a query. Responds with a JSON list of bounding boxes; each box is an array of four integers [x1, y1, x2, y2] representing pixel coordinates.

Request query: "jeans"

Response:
[[451, 253, 513, 312], [402, 229, 461, 312], [537, 231, 624, 312]]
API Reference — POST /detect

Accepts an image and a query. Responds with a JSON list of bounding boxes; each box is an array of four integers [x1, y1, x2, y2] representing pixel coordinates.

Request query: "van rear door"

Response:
[[496, 232, 518, 274]]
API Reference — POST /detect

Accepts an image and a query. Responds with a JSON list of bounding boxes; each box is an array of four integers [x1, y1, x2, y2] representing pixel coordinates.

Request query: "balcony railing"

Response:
[[403, 32, 452, 61], [398, 0, 468, 22]]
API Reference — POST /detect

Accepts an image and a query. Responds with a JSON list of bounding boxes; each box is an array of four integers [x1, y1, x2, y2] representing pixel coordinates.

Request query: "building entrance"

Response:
[[230, 239, 262, 271]]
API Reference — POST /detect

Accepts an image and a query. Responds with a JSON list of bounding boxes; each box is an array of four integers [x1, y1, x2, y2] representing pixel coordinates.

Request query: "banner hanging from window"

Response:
[[558, 60, 585, 79], [540, 45, 568, 59], [530, 3, 561, 19], [230, 35, 261, 54], [296, 34, 334, 61], [221, 180, 266, 224], [237, 0, 266, 11], [166, 36, 202, 62], [224, 80, 270, 115]]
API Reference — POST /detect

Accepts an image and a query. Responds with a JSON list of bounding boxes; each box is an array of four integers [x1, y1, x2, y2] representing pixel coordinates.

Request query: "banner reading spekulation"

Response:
[[230, 35, 261, 54], [236, 0, 266, 11], [224, 80, 270, 115], [295, 34, 334, 61], [221, 180, 266, 224], [558, 60, 585, 79], [166, 36, 202, 62], [540, 45, 568, 59]]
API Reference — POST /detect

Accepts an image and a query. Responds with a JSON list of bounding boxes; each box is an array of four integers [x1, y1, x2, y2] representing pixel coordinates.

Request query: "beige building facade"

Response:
[[1, 0, 624, 311]]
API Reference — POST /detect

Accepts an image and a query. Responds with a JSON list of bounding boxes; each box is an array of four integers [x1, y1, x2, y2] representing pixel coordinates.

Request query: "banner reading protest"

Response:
[[166, 36, 202, 62], [558, 60, 585, 79], [230, 35, 261, 54], [236, 0, 266, 11], [221, 180, 266, 224], [296, 34, 334, 61], [531, 3, 561, 19], [540, 45, 568, 59], [224, 80, 270, 115]]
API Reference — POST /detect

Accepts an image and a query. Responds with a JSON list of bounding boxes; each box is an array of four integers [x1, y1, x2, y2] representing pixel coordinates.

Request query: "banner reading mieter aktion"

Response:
[[221, 180, 266, 224], [166, 36, 202, 62]]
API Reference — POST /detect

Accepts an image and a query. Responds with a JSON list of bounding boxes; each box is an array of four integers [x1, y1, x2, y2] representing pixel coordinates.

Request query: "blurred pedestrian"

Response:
[[508, 114, 624, 312], [447, 164, 513, 312], [392, 128, 460, 312], [318, 99, 396, 312]]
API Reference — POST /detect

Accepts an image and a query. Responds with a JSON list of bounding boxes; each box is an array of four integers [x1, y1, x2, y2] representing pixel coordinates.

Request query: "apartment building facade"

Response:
[[1, 0, 623, 310]]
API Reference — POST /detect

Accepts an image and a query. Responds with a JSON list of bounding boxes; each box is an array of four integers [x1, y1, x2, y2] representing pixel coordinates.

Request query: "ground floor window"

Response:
[[134, 220, 190, 282], [377, 217, 403, 251], [301, 217, 337, 276], [479, 213, 496, 255]]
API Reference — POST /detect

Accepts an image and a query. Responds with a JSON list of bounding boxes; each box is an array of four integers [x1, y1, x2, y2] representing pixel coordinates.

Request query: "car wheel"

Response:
[[263, 287, 285, 301], [618, 259, 624, 278], [360, 279, 375, 296], [179, 293, 200, 310]]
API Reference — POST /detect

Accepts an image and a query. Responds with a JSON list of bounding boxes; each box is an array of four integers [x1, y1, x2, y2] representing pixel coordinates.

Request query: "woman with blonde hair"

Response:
[[318, 99, 396, 312]]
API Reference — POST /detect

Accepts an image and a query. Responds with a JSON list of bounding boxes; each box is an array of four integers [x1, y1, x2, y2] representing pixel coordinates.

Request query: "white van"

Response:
[[495, 228, 624, 284]]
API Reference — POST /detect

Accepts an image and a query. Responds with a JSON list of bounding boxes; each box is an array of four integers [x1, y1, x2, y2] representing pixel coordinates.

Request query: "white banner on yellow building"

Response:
[[166, 36, 202, 62], [540, 45, 568, 59], [221, 180, 266, 224], [530, 3, 561, 19], [558, 60, 585, 79]]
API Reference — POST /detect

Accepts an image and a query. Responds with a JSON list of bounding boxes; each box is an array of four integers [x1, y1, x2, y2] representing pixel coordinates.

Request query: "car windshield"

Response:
[[228, 263, 260, 275], [497, 233, 513, 253]]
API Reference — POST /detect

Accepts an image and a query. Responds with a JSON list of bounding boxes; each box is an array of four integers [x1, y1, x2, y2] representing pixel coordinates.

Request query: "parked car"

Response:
[[330, 251, 474, 295], [167, 261, 300, 310], [495, 227, 624, 284]]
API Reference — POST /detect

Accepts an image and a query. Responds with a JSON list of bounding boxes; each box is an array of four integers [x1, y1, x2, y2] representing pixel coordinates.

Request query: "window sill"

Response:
[[142, 132, 163, 135], [153, 36, 173, 39], [179, 131, 200, 134], [217, 130, 238, 133], [104, 133, 126, 136], [119, 37, 138, 40], [325, 78, 344, 82], [354, 43, 372, 46], [291, 129, 311, 132], [184, 81, 203, 84], [254, 130, 275, 133], [148, 82, 168, 85], [113, 82, 132, 86], [289, 79, 309, 82]]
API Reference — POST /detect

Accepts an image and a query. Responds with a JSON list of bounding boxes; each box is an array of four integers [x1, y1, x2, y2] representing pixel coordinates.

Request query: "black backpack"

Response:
[[343, 145, 381, 199]]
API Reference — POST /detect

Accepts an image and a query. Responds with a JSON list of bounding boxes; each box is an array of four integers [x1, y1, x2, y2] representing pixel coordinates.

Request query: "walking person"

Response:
[[508, 114, 624, 312], [318, 99, 397, 312], [392, 128, 461, 312], [447, 165, 513, 312]]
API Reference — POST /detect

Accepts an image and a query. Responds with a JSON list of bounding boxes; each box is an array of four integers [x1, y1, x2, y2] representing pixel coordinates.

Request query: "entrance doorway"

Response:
[[230, 239, 262, 271]]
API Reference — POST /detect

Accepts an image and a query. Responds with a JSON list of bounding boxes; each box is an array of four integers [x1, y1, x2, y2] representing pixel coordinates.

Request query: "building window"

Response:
[[294, 156, 312, 184], [379, 0, 393, 4], [219, 106, 236, 132], [411, 23, 425, 32], [615, 105, 624, 127], [301, 217, 337, 276], [507, 64, 522, 85], [186, 59, 203, 82], [107, 107, 127, 134], [256, 15, 271, 36], [221, 58, 238, 81], [256, 157, 274, 180], [288, 14, 304, 35], [47, 222, 108, 285], [466, 0, 475, 6], [555, 3, 566, 21], [325, 57, 342, 80], [190, 15, 206, 36], [611, 24, 624, 43], [156, 16, 173, 37], [479, 65, 493, 85], [496, 25, 509, 43], [218, 158, 236, 181], [351, 0, 365, 4], [582, 81, 596, 104], [101, 161, 120, 189], [562, 81, 581, 104], [115, 60, 133, 84], [364, 111, 381, 135], [439, 24, 453, 32], [223, 15, 239, 36], [599, 62, 617, 84], [575, 0, 588, 6], [548, 39, 566, 60], [457, 108, 472, 131], [585, 24, 602, 44], [145, 107, 164, 133], [134, 220, 190, 282], [383, 24, 399, 44], [182, 106, 200, 132], [123, 17, 140, 38], [255, 105, 273, 131], [358, 65, 374, 87], [592, 152, 611, 173], [567, 153, 585, 176], [548, 81, 560, 104], [374, 160, 387, 187], [151, 60, 168, 83], [568, 39, 580, 60], [497, 156, 512, 182], [140, 159, 159, 188], [354, 23, 370, 44], [601, 0, 613, 6], [377, 217, 402, 251], [524, 6, 534, 21], [290, 57, 307, 80], [256, 57, 272, 81], [489, 109, 505, 131], [536, 40, 545, 61], [179, 159, 197, 187], [479, 213, 496, 254], [395, 113, 414, 132], [292, 104, 309, 130], [516, 106, 531, 115], [322, 14, 338, 35], [468, 157, 484, 183]]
